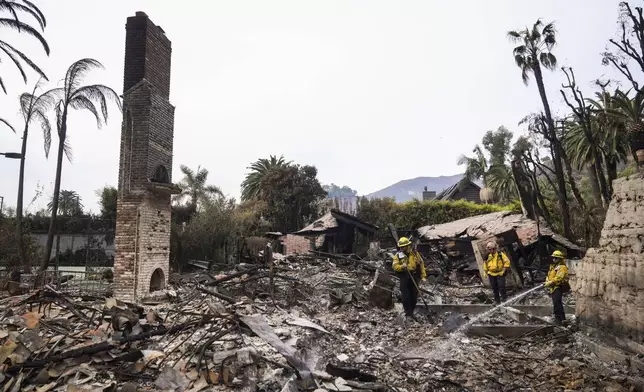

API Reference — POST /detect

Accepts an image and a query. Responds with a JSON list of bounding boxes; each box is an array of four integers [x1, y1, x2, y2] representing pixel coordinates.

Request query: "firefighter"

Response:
[[483, 241, 511, 304], [545, 250, 570, 325], [392, 237, 427, 318]]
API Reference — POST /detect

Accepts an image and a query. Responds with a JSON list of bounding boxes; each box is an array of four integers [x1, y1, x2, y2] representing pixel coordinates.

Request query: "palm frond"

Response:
[[33, 109, 51, 157], [180, 165, 195, 182], [63, 135, 73, 162], [487, 164, 517, 202], [1, 118, 16, 132], [70, 95, 102, 127], [0, 17, 49, 53], [507, 30, 523, 43], [0, 40, 48, 80], [20, 0, 46, 27], [539, 52, 557, 70], [73, 84, 122, 118], [195, 166, 209, 184], [0, 1, 45, 30], [64, 59, 104, 95], [0, 41, 27, 82], [542, 22, 557, 49], [205, 185, 223, 196]]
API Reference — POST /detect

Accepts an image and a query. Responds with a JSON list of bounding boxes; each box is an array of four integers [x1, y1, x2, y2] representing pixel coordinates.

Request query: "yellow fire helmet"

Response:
[[397, 237, 412, 248], [551, 250, 565, 259]]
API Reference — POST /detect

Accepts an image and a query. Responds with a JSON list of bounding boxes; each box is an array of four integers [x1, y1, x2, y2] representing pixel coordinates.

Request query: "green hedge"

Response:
[[20, 215, 115, 234], [356, 197, 521, 238]]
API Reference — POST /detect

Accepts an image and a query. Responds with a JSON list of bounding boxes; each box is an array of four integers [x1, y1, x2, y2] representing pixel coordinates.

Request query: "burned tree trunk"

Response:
[[511, 159, 537, 220]]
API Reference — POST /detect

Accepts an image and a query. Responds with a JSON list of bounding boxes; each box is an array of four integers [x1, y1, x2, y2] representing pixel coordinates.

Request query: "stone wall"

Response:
[[114, 12, 175, 302], [575, 176, 644, 340]]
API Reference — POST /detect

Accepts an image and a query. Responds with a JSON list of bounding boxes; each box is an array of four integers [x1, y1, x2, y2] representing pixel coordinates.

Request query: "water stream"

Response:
[[450, 283, 545, 335], [416, 283, 546, 361]]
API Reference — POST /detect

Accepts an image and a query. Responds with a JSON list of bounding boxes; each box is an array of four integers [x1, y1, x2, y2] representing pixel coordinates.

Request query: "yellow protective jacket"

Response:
[[484, 251, 510, 277], [546, 261, 569, 293], [392, 250, 427, 280]]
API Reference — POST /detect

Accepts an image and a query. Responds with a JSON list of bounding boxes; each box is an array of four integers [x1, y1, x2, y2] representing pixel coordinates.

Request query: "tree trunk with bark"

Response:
[[586, 165, 604, 207], [533, 65, 573, 239], [16, 124, 28, 267], [42, 115, 67, 271], [560, 146, 587, 211], [511, 159, 537, 220]]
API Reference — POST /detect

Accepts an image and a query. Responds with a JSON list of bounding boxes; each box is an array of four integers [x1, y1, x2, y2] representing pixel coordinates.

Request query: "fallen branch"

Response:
[[207, 266, 263, 286], [197, 286, 236, 304]]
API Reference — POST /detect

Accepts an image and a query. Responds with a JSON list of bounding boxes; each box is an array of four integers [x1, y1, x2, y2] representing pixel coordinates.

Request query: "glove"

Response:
[[421, 278, 427, 283], [482, 272, 488, 279], [544, 281, 552, 287]]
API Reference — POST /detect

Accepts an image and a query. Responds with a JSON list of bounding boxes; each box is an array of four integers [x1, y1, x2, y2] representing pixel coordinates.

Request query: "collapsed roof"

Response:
[[294, 209, 379, 236], [416, 211, 582, 251]]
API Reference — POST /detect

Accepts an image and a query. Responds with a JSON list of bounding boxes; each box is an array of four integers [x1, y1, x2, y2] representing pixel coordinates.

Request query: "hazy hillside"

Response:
[[365, 174, 464, 202]]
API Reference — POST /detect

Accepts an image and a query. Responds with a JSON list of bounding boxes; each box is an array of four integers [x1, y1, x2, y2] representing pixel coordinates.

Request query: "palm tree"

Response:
[[508, 20, 573, 238], [587, 91, 630, 184], [47, 190, 82, 216], [177, 165, 223, 214], [14, 80, 55, 265], [241, 155, 291, 201], [457, 145, 488, 187], [607, 89, 644, 175], [487, 164, 517, 203], [41, 59, 121, 271], [0, 0, 49, 92], [458, 145, 495, 203]]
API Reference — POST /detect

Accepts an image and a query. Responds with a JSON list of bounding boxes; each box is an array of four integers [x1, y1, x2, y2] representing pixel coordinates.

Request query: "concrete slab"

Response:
[[577, 335, 630, 363], [423, 304, 575, 317], [501, 307, 529, 323], [581, 324, 644, 356], [515, 305, 575, 317], [466, 324, 555, 338]]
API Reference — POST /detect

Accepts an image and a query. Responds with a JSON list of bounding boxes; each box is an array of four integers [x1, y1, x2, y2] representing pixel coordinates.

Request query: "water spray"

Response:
[[451, 283, 546, 335]]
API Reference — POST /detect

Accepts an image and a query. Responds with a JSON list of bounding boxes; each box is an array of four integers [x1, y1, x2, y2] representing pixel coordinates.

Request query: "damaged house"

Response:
[[284, 209, 379, 255], [416, 210, 585, 287]]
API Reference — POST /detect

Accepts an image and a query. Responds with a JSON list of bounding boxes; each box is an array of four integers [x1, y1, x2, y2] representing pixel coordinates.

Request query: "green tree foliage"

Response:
[[356, 197, 519, 238], [172, 196, 268, 269], [259, 164, 327, 233], [0, 217, 41, 269], [41, 59, 121, 271], [0, 0, 49, 93], [458, 145, 488, 188], [482, 126, 513, 167], [47, 189, 82, 217], [176, 165, 223, 216], [241, 155, 291, 201], [95, 186, 117, 220], [240, 156, 327, 232], [458, 126, 517, 203]]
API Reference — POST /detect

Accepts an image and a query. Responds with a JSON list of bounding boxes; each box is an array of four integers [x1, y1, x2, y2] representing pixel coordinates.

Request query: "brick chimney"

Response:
[[113, 12, 178, 302]]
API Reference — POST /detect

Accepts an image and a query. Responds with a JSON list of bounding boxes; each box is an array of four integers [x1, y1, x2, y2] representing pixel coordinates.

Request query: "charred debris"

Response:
[[2, 211, 641, 392]]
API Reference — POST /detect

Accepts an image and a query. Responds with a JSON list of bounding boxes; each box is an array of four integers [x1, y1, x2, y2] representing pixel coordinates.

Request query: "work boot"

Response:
[[553, 318, 562, 326]]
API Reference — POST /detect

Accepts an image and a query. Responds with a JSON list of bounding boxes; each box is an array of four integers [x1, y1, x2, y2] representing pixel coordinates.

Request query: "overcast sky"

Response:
[[0, 0, 627, 214]]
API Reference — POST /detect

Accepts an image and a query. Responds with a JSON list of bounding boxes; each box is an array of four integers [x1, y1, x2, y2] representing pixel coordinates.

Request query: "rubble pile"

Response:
[[0, 256, 638, 391]]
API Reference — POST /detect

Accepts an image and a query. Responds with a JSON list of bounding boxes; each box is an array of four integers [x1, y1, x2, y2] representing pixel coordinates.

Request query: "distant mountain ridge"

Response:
[[365, 174, 465, 203]]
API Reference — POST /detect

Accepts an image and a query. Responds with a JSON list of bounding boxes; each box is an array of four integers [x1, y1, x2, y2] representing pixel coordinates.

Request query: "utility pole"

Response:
[[0, 196, 4, 215]]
